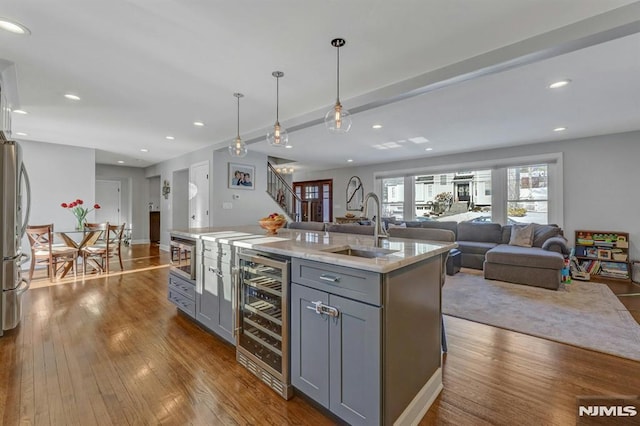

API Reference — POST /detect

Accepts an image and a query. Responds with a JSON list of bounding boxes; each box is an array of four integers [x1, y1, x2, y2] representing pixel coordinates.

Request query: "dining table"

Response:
[[55, 229, 103, 278]]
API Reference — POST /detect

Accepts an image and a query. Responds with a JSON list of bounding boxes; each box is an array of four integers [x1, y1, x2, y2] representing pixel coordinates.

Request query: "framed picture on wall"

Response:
[[228, 162, 255, 190]]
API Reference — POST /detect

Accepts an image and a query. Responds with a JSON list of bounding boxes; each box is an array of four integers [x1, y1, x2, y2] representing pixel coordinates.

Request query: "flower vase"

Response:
[[75, 217, 85, 231]]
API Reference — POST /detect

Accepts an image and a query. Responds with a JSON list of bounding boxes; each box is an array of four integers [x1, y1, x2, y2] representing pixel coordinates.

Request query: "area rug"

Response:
[[442, 272, 640, 362]]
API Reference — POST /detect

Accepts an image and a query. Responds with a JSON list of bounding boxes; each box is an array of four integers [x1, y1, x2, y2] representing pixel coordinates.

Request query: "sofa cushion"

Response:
[[509, 223, 534, 247], [457, 222, 502, 243], [404, 220, 458, 238], [532, 224, 563, 247], [485, 244, 564, 269], [501, 225, 512, 244], [457, 241, 498, 255], [541, 236, 570, 255]]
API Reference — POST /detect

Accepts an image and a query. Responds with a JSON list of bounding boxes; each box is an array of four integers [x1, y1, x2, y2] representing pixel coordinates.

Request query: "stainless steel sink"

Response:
[[322, 246, 398, 258]]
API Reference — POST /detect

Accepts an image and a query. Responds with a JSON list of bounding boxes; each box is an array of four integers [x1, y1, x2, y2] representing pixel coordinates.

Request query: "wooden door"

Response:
[[293, 179, 333, 222]]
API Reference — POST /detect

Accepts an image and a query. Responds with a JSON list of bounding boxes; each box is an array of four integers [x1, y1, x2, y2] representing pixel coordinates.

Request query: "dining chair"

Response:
[[26, 224, 79, 281], [81, 222, 109, 274], [388, 227, 456, 353], [82, 223, 125, 274]]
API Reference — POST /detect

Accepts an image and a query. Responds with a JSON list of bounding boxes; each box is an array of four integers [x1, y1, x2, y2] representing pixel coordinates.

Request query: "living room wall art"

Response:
[[228, 162, 255, 190]]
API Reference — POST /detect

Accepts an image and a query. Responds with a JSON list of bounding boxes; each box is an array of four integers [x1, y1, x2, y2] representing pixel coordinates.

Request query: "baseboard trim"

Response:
[[393, 368, 443, 426]]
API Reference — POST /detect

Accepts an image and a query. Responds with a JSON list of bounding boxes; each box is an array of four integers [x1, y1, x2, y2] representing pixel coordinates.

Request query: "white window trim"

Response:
[[373, 152, 563, 226]]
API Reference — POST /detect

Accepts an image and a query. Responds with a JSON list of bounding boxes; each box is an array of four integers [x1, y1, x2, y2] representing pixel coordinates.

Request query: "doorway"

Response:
[[293, 179, 333, 222], [189, 161, 210, 228], [95, 180, 121, 224]]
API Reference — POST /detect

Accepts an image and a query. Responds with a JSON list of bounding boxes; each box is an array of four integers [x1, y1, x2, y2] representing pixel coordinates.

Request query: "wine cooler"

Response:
[[236, 249, 292, 399]]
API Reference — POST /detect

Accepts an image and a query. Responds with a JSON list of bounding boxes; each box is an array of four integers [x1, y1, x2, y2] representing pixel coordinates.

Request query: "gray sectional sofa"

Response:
[[385, 219, 569, 290]]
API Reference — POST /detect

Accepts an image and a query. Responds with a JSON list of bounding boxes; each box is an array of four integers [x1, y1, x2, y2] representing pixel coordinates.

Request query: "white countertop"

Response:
[[171, 225, 456, 273]]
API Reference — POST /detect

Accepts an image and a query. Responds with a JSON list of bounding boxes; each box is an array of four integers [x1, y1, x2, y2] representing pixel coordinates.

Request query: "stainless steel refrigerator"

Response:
[[0, 133, 31, 336]]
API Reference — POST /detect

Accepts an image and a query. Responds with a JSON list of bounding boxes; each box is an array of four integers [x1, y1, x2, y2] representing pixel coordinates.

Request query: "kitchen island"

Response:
[[170, 226, 455, 425]]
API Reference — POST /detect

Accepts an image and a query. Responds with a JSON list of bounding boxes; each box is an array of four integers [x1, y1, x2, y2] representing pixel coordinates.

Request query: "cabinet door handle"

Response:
[[306, 301, 339, 318], [319, 274, 340, 283]]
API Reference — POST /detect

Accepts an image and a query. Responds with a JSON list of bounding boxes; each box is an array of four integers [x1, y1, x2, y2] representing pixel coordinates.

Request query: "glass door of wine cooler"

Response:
[[236, 250, 291, 399]]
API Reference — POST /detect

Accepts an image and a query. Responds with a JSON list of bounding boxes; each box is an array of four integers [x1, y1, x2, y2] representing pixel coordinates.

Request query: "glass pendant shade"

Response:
[[325, 38, 351, 133], [267, 121, 289, 147], [267, 71, 289, 147], [229, 136, 247, 157], [229, 92, 247, 158], [324, 101, 351, 133]]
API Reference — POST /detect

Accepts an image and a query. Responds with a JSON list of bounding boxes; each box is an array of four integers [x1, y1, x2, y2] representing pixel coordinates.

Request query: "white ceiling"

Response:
[[1, 1, 639, 171]]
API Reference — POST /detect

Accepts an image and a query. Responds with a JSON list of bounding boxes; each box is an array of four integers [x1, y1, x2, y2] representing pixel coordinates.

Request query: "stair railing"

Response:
[[266, 163, 310, 222]]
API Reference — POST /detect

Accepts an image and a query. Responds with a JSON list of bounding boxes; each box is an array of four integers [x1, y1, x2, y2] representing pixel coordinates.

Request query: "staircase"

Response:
[[266, 163, 309, 222]]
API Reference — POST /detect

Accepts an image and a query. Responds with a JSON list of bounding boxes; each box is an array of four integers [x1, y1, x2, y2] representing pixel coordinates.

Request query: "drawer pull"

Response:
[[306, 301, 339, 318], [319, 274, 340, 283]]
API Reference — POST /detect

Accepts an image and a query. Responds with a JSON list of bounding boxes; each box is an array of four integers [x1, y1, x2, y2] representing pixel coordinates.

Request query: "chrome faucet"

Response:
[[362, 192, 388, 246]]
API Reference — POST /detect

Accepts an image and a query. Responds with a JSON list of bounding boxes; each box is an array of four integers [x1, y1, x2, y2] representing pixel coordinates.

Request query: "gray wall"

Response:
[[96, 164, 148, 243], [296, 131, 640, 260], [20, 139, 95, 254]]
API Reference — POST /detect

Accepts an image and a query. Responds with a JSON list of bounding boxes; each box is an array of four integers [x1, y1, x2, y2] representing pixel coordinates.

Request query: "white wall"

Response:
[[96, 164, 147, 243], [296, 131, 640, 260], [144, 145, 276, 249], [148, 175, 160, 212]]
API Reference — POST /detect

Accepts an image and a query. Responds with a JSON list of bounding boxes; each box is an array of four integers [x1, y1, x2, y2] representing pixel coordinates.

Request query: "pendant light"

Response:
[[325, 38, 351, 133], [267, 71, 289, 147], [229, 92, 247, 158]]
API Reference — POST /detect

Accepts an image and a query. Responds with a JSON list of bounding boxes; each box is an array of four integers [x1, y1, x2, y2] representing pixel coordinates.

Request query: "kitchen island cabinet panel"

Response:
[[328, 293, 381, 426], [290, 283, 330, 407], [196, 241, 235, 345]]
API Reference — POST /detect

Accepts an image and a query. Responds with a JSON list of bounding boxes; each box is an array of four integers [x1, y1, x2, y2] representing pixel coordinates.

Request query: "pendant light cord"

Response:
[[336, 45, 340, 102], [276, 75, 280, 121], [236, 95, 240, 138]]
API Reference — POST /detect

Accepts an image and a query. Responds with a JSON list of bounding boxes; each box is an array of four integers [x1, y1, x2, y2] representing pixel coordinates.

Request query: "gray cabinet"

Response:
[[196, 241, 235, 344], [291, 259, 381, 426], [168, 271, 196, 318]]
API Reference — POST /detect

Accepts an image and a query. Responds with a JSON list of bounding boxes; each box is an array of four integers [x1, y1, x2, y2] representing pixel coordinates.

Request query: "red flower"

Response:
[[76, 199, 83, 205], [94, 204, 101, 209], [61, 203, 68, 208]]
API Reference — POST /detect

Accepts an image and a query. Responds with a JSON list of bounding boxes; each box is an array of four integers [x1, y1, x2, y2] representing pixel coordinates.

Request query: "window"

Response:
[[374, 154, 560, 226], [507, 164, 548, 224], [381, 177, 404, 220]]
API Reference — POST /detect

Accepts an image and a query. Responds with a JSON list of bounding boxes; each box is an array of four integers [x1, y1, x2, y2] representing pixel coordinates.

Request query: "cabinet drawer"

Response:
[[169, 273, 195, 300], [291, 258, 381, 306], [168, 288, 196, 317], [202, 240, 218, 259], [202, 241, 232, 264]]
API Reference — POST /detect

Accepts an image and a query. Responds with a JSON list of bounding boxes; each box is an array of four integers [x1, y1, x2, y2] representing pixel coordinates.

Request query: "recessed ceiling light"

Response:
[[117, 160, 125, 164], [13, 109, 27, 115], [549, 80, 571, 89], [425, 147, 433, 151], [409, 137, 429, 144], [0, 18, 31, 35], [64, 94, 81, 101], [372, 124, 383, 129], [15, 132, 27, 136], [140, 148, 149, 152], [347, 159, 353, 162], [285, 145, 293, 149], [165, 136, 175, 140], [553, 127, 567, 132], [193, 121, 204, 127]]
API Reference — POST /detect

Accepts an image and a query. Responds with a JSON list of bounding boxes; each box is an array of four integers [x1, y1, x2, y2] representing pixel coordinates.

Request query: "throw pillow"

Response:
[[509, 223, 535, 247]]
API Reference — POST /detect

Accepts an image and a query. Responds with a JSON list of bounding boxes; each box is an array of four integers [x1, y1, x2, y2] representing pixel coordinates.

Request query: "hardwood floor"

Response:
[[2, 245, 638, 425]]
